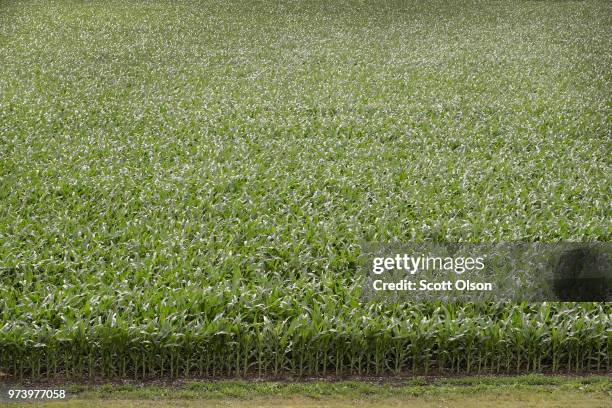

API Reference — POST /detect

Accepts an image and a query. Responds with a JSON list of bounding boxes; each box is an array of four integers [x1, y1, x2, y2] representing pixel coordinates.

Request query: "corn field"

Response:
[[1, 301, 610, 379], [1, 0, 611, 381]]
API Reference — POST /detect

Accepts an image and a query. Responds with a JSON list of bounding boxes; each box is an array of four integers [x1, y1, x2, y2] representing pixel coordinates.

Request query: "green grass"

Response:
[[3, 376, 612, 407], [5, 392, 612, 408], [59, 375, 611, 398], [2, 375, 610, 397], [0, 0, 611, 379]]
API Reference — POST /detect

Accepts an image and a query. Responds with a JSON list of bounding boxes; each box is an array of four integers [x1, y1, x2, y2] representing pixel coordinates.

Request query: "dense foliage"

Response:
[[0, 0, 610, 379], [1, 302, 611, 379]]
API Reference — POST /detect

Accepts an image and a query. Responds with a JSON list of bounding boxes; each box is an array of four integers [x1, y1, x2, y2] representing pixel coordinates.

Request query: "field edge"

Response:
[[1, 374, 610, 401]]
